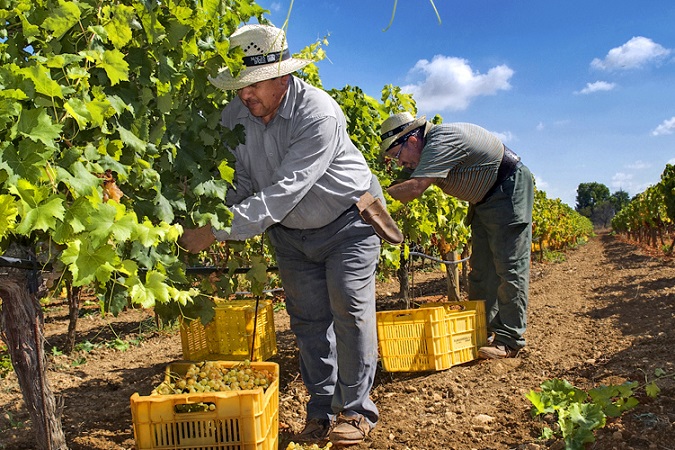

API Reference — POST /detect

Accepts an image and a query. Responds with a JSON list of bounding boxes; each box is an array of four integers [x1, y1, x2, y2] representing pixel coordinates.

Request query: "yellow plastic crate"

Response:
[[377, 300, 487, 372], [376, 306, 452, 372], [429, 301, 486, 365], [130, 361, 279, 450], [180, 299, 277, 361]]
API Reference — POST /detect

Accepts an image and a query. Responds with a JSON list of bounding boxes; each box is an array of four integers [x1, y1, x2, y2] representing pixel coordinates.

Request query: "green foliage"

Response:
[[0, 345, 12, 378], [575, 182, 610, 214], [74, 340, 96, 353], [532, 186, 594, 254], [0, 0, 274, 318], [609, 189, 630, 214], [107, 338, 130, 352], [659, 164, 675, 223], [612, 166, 672, 250], [527, 378, 638, 449], [0, 0, 600, 325], [528, 369, 674, 449], [2, 411, 25, 430]]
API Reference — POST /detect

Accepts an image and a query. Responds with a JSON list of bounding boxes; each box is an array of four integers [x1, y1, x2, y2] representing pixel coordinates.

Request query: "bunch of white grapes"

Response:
[[286, 442, 333, 450], [151, 360, 274, 396]]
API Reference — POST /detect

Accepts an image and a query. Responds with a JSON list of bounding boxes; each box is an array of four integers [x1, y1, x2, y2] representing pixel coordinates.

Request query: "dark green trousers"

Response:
[[468, 164, 534, 350]]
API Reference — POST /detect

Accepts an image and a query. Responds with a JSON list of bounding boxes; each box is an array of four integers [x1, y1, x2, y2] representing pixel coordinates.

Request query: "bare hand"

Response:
[[178, 225, 216, 254]]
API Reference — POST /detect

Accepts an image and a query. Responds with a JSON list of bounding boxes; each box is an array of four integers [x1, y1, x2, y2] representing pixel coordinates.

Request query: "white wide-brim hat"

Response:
[[379, 112, 428, 153], [208, 24, 314, 91]]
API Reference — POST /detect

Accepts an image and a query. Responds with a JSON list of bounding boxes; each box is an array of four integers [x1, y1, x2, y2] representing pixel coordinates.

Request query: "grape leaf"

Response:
[[102, 4, 135, 48], [41, 0, 81, 39], [98, 49, 130, 86], [645, 381, 660, 399], [55, 161, 101, 198], [14, 196, 65, 234], [21, 65, 64, 99], [61, 239, 118, 286], [17, 107, 63, 146], [0, 194, 18, 237]]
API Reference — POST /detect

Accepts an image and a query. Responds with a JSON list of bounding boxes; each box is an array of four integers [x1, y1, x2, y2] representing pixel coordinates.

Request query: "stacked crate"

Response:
[[376, 300, 487, 372], [130, 361, 279, 450], [131, 299, 279, 449], [179, 299, 277, 362]]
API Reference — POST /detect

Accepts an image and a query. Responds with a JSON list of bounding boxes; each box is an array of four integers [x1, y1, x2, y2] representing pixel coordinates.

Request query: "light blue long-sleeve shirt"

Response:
[[213, 76, 374, 241]]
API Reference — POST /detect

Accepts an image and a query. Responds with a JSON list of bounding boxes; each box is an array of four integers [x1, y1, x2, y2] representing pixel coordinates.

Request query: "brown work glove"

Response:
[[178, 225, 216, 254], [356, 192, 404, 245]]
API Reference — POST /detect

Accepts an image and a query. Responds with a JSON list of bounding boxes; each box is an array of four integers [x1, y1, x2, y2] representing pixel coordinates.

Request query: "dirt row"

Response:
[[0, 231, 673, 449]]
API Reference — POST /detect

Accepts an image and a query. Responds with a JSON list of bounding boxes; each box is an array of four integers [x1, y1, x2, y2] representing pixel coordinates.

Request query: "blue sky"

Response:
[[257, 0, 675, 207]]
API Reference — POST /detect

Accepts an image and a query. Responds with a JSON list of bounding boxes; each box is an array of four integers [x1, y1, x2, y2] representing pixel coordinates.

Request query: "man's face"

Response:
[[237, 76, 289, 124], [385, 135, 421, 171]]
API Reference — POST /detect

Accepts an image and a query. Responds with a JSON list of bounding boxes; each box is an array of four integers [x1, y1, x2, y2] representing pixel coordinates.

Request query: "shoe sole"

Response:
[[478, 349, 519, 359], [330, 438, 364, 446]]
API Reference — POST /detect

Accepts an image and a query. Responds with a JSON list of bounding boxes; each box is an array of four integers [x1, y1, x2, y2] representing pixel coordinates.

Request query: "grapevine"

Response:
[[151, 360, 274, 396], [612, 164, 674, 252]]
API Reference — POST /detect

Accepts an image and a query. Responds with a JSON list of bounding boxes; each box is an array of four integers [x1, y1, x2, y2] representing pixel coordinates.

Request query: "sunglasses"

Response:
[[385, 135, 410, 162]]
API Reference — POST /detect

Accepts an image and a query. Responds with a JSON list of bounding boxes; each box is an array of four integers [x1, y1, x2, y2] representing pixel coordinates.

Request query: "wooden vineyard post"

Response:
[[444, 251, 461, 302], [0, 243, 67, 450]]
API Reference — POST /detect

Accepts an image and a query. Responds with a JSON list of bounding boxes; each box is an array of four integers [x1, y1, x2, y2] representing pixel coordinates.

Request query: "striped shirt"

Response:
[[412, 123, 505, 204], [214, 76, 373, 241]]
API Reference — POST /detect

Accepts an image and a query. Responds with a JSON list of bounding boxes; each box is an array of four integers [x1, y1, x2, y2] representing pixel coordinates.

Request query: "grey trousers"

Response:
[[468, 164, 534, 350], [267, 205, 381, 427]]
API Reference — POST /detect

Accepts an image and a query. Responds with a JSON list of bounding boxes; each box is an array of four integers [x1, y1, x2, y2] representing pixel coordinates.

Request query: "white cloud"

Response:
[[610, 172, 636, 192], [536, 122, 544, 131], [269, 2, 282, 12], [533, 174, 549, 189], [591, 36, 671, 71], [401, 55, 514, 112], [625, 160, 650, 170], [491, 130, 514, 143], [668, 158, 675, 165], [652, 116, 675, 136], [575, 81, 616, 95]]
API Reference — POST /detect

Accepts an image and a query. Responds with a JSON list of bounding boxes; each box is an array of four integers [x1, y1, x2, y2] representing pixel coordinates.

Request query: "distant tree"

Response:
[[576, 182, 611, 217], [609, 189, 631, 214], [593, 201, 615, 228]]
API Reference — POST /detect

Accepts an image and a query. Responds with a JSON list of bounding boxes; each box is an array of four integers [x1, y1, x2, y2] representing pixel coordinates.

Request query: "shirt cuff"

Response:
[[211, 226, 231, 242]]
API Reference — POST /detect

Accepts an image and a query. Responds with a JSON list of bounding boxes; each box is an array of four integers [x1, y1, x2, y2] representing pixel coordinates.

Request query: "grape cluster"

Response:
[[286, 442, 333, 450], [151, 360, 274, 396]]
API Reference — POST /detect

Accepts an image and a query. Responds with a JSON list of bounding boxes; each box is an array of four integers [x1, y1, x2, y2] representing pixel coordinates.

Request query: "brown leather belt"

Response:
[[480, 145, 522, 202]]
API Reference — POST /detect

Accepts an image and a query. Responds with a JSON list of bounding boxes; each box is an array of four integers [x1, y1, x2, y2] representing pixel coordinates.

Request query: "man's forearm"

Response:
[[386, 177, 432, 203]]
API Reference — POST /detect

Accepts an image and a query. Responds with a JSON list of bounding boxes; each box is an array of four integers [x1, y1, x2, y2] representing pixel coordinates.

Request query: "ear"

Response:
[[408, 134, 422, 153]]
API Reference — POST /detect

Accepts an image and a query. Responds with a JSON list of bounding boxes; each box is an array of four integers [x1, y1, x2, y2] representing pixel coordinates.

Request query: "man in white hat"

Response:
[[379, 112, 534, 359], [180, 24, 401, 446]]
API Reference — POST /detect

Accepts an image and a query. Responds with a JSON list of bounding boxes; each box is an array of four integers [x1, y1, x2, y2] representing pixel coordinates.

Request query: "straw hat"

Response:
[[209, 24, 314, 91], [379, 112, 428, 153]]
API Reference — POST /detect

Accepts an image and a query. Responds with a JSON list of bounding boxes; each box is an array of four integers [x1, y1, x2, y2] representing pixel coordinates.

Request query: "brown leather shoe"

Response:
[[329, 413, 371, 446], [478, 343, 520, 359], [295, 418, 331, 443]]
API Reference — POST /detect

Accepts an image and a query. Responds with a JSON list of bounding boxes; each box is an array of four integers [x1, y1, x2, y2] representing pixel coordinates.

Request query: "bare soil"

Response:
[[1, 231, 673, 450]]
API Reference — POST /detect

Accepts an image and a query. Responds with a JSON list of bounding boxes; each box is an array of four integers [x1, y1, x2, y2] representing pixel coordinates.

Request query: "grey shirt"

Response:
[[412, 123, 505, 204], [213, 76, 373, 241]]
